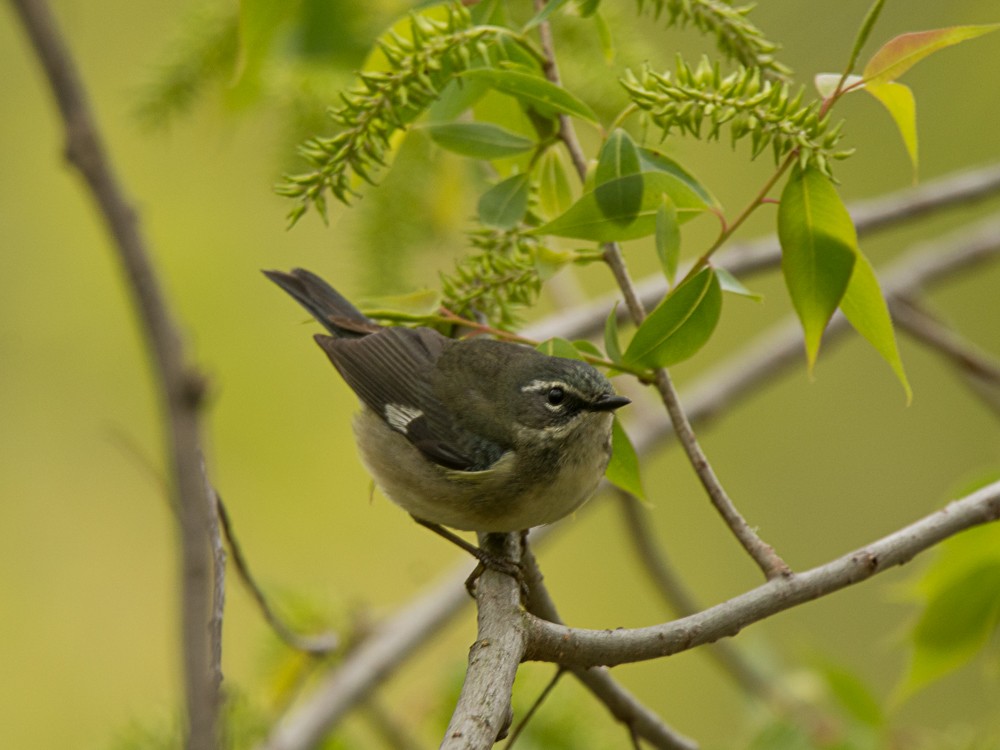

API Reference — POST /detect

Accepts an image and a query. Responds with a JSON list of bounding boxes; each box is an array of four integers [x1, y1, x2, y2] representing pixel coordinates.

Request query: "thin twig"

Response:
[[521, 543, 698, 750], [525, 479, 1000, 665], [10, 1, 220, 747], [533, 6, 787, 579], [216, 495, 339, 655], [503, 668, 565, 748]]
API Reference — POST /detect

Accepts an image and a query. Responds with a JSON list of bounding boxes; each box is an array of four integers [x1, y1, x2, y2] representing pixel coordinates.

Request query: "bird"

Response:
[[264, 268, 630, 542]]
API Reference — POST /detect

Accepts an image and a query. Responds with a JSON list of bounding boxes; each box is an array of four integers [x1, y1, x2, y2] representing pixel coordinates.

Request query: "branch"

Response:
[[257, 218, 1000, 750], [9, 1, 220, 747], [524, 480, 1000, 665], [521, 543, 697, 750], [441, 533, 526, 749]]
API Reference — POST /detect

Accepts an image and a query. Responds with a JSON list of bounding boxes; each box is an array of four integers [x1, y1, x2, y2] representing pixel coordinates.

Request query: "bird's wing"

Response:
[[316, 327, 506, 471]]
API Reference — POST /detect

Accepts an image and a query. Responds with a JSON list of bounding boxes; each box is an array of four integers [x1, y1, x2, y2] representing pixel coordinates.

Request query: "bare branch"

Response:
[[9, 1, 220, 747], [524, 480, 1000, 665], [521, 544, 697, 750], [442, 533, 526, 749]]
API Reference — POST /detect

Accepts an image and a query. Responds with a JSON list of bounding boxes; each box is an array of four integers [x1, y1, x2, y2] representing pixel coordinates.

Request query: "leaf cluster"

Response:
[[623, 57, 851, 178], [440, 227, 544, 329], [276, 4, 533, 224], [637, 0, 791, 80]]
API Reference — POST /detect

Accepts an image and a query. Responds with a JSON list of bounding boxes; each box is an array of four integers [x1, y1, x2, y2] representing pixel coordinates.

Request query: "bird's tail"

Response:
[[263, 268, 379, 338]]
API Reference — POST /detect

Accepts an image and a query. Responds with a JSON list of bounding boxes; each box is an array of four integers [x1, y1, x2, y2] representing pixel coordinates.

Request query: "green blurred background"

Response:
[[2, 0, 999, 747]]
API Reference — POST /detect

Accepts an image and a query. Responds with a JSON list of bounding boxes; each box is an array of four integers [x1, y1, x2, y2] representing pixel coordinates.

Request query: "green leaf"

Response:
[[862, 24, 1000, 85], [593, 10, 615, 63], [460, 68, 599, 124], [777, 166, 857, 371], [606, 418, 646, 501], [863, 81, 918, 176], [478, 173, 530, 229], [361, 289, 441, 318], [604, 302, 623, 365], [818, 662, 884, 728], [655, 196, 681, 286], [595, 129, 642, 222], [596, 129, 640, 184], [522, 0, 573, 31], [840, 249, 912, 402], [901, 561, 1000, 697], [716, 267, 762, 301], [623, 267, 722, 368], [536, 337, 582, 359], [571, 339, 604, 359], [423, 122, 536, 159], [638, 148, 722, 210], [536, 149, 574, 219], [845, 0, 888, 75], [533, 171, 708, 242]]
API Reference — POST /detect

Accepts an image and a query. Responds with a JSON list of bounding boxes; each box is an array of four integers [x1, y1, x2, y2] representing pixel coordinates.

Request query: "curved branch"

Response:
[[10, 1, 220, 747], [525, 480, 1000, 665]]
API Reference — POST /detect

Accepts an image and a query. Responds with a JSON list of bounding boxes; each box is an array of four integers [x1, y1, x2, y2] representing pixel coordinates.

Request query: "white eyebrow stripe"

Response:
[[384, 403, 424, 434], [521, 379, 580, 395]]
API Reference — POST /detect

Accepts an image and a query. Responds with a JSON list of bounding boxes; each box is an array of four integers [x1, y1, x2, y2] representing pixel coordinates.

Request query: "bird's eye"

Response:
[[547, 387, 565, 406]]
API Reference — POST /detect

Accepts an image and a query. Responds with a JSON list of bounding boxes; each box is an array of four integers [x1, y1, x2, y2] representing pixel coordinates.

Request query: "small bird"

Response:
[[265, 268, 630, 536]]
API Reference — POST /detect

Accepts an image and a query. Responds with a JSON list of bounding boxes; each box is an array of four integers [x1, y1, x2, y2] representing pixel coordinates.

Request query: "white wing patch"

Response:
[[384, 403, 424, 434]]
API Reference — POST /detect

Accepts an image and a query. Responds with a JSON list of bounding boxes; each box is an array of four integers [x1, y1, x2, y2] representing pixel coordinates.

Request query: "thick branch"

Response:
[[442, 534, 525, 749], [524, 480, 1000, 665], [10, 1, 220, 747]]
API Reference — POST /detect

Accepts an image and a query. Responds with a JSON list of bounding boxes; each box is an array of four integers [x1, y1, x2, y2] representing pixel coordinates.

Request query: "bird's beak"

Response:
[[589, 393, 631, 412]]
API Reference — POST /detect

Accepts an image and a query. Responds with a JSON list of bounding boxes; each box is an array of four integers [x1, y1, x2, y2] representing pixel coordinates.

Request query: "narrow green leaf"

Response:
[[423, 122, 536, 159], [845, 0, 888, 75], [840, 250, 912, 402], [604, 302, 623, 364], [478, 173, 530, 229], [532, 171, 708, 242], [522, 0, 573, 31], [638, 148, 722, 210], [863, 81, 918, 176], [576, 0, 601, 17], [716, 267, 763, 301], [536, 337, 582, 359], [593, 10, 615, 63], [655, 196, 681, 285], [596, 129, 642, 222], [863, 24, 1000, 85], [777, 166, 857, 370], [623, 267, 722, 368], [536, 149, 574, 219], [361, 289, 441, 318], [606, 418, 647, 501], [460, 68, 599, 123]]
